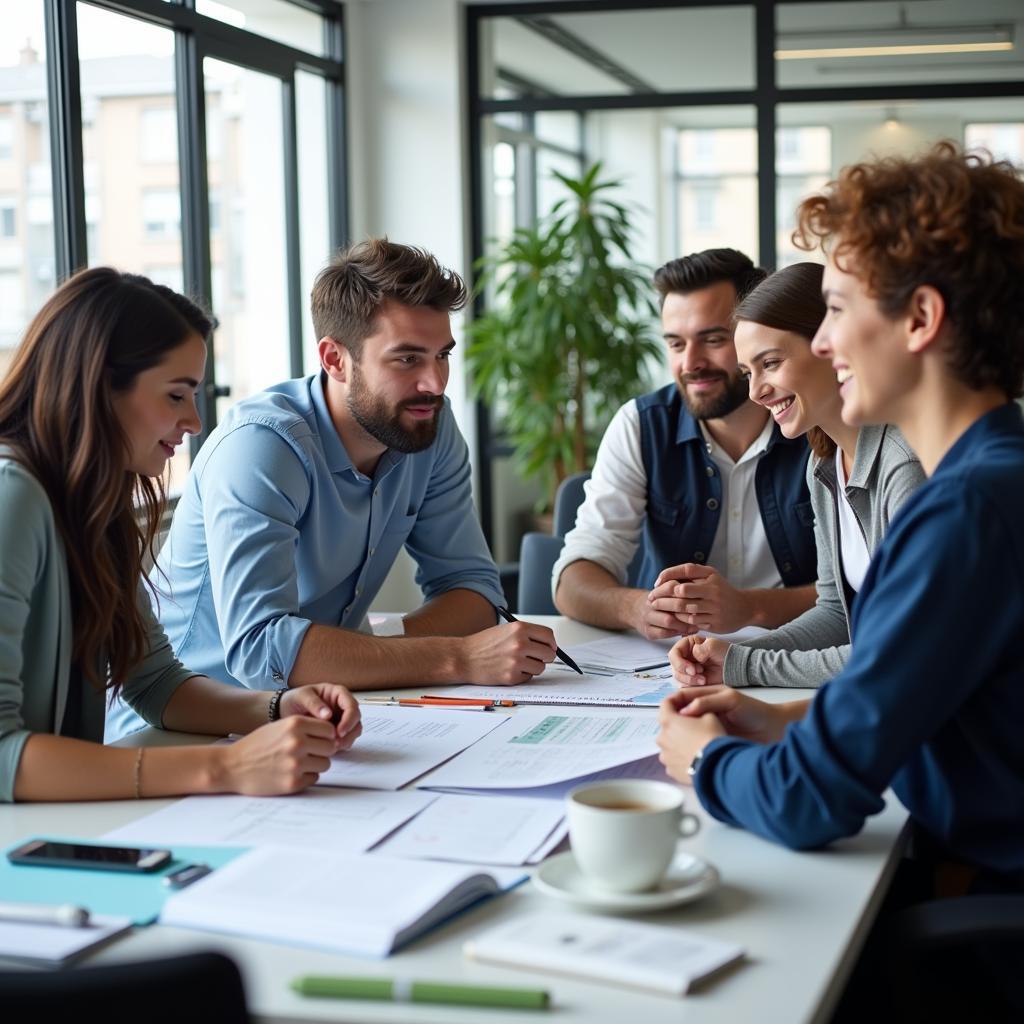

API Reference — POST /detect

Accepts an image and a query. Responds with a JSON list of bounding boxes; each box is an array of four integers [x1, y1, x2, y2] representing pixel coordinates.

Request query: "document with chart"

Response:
[[418, 708, 662, 794]]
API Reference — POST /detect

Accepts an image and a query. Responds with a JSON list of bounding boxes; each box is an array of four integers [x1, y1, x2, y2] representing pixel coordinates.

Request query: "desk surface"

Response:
[[1, 618, 909, 1024]]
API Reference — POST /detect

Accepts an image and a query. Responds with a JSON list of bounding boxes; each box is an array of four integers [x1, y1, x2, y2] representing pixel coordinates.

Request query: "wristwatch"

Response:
[[687, 748, 705, 779]]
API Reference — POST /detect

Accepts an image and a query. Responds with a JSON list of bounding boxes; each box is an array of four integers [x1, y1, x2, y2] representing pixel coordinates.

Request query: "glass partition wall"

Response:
[[468, 0, 1024, 558]]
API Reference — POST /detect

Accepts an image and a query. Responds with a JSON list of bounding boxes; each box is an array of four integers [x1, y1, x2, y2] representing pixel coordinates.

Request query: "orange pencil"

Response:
[[417, 696, 516, 707], [359, 696, 511, 710]]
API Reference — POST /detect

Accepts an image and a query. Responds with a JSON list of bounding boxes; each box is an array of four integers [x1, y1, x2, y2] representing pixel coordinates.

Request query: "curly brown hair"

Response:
[[793, 141, 1024, 398]]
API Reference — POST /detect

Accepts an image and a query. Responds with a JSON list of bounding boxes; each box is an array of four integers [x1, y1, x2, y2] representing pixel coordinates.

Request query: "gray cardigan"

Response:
[[722, 424, 925, 688], [0, 454, 194, 801]]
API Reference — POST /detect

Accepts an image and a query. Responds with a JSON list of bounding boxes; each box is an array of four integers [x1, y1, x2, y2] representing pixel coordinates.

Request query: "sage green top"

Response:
[[0, 452, 195, 802]]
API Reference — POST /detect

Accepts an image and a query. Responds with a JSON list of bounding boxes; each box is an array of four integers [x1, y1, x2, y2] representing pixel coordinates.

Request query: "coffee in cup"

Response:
[[566, 779, 700, 893]]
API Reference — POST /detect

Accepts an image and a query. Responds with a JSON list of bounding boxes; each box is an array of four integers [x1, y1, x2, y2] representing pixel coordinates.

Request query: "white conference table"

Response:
[[0, 617, 909, 1024]]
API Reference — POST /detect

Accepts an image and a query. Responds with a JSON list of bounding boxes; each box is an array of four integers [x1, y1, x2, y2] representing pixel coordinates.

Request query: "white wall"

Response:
[[345, 0, 477, 612]]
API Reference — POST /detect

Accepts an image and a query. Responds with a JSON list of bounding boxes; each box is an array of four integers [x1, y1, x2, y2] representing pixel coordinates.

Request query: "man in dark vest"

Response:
[[553, 248, 817, 640]]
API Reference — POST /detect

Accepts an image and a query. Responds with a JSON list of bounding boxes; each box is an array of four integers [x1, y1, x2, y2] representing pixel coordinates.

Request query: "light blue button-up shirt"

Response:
[[106, 373, 503, 740]]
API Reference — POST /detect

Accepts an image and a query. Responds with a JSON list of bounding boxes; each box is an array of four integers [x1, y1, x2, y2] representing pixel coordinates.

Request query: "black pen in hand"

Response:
[[493, 606, 584, 675]]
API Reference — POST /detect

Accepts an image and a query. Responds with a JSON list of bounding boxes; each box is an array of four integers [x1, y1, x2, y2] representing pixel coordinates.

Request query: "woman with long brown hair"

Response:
[[0, 267, 360, 802], [668, 261, 925, 688]]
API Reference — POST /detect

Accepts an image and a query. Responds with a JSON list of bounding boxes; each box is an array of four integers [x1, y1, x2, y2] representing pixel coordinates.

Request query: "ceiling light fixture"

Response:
[[775, 8, 1014, 61], [777, 41, 1012, 60]]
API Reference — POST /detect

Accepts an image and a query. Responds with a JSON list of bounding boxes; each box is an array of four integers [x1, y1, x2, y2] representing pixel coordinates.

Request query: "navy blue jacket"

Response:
[[634, 384, 816, 589], [694, 403, 1024, 875]]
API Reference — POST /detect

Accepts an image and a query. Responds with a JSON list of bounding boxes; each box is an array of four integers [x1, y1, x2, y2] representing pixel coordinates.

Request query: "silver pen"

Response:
[[0, 900, 90, 928]]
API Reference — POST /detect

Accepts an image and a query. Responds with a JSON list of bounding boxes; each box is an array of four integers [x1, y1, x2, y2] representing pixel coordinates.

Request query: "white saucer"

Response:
[[532, 850, 719, 911]]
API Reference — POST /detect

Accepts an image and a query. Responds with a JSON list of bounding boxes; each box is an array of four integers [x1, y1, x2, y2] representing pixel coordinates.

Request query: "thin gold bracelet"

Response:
[[133, 747, 145, 800]]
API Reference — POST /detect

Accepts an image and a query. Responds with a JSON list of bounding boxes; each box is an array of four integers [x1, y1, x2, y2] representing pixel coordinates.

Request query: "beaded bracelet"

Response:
[[268, 686, 288, 722]]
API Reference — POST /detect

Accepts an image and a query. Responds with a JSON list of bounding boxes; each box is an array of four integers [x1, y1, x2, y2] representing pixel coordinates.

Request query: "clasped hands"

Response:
[[636, 562, 753, 641], [226, 683, 362, 796], [634, 564, 741, 687], [656, 685, 787, 786]]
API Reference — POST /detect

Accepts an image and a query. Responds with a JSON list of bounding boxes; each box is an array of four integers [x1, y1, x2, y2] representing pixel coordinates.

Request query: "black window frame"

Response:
[[42, 0, 348, 452]]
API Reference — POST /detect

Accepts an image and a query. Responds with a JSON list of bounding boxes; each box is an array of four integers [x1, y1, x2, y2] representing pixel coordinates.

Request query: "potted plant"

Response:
[[467, 163, 661, 515]]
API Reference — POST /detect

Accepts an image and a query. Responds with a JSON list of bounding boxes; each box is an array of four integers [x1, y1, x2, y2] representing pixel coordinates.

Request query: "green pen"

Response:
[[291, 974, 550, 1010]]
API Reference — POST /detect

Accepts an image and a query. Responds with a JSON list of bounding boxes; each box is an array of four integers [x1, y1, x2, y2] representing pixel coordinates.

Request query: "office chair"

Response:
[[882, 894, 1024, 1018], [517, 472, 646, 614], [517, 472, 592, 614], [0, 950, 250, 1023]]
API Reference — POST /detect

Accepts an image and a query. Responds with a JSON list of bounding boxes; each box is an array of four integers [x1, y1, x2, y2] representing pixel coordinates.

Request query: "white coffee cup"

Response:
[[566, 779, 700, 893]]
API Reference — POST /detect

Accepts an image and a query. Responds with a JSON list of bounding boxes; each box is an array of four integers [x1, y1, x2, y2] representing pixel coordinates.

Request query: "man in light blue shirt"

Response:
[[108, 239, 556, 740]]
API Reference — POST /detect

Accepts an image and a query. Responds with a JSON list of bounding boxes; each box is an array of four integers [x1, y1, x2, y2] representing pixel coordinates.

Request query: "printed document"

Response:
[[373, 793, 566, 865], [315, 705, 509, 790], [419, 709, 660, 792], [425, 666, 676, 707], [102, 787, 437, 853], [562, 627, 767, 675]]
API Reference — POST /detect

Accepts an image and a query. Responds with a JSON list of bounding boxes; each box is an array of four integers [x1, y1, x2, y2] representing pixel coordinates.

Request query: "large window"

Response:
[[0, 0, 346, 489], [0, 1, 55, 378], [469, 0, 1024, 555]]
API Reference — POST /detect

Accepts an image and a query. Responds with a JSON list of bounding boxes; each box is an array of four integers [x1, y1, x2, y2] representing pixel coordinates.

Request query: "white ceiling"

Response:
[[484, 0, 1024, 95]]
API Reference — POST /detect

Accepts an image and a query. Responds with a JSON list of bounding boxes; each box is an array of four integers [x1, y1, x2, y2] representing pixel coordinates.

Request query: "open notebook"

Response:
[[160, 847, 525, 958]]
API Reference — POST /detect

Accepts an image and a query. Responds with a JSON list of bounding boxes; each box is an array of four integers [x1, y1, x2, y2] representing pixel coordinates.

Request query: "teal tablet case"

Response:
[[1, 837, 246, 925]]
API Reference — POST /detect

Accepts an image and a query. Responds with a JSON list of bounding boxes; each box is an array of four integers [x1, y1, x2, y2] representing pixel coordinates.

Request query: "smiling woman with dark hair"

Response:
[[669, 261, 924, 689], [0, 267, 361, 803]]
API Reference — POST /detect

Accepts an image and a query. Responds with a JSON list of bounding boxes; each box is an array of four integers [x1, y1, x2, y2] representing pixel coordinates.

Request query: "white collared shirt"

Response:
[[834, 446, 872, 593], [552, 400, 783, 596]]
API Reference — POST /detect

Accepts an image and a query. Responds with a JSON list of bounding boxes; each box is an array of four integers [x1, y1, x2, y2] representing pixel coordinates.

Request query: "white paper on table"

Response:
[[418, 709, 660, 792], [563, 635, 675, 673], [0, 914, 133, 967], [527, 820, 569, 862], [563, 627, 768, 675], [372, 793, 566, 866], [428, 754, 674, 800], [315, 705, 510, 790], [102, 787, 438, 853], [425, 666, 676, 707]]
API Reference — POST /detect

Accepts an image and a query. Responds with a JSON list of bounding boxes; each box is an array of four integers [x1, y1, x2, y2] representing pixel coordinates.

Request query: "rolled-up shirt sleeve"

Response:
[[405, 411, 504, 609], [198, 423, 315, 689], [552, 401, 648, 597]]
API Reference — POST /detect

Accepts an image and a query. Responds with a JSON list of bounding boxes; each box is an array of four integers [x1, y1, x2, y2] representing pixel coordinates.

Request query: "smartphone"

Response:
[[7, 839, 172, 873]]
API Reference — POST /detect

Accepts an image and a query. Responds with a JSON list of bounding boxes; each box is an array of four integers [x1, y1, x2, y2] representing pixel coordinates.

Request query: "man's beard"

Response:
[[678, 369, 750, 420], [347, 364, 443, 453]]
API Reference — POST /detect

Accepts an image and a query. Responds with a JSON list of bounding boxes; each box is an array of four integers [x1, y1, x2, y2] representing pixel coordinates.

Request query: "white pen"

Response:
[[0, 901, 90, 928]]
